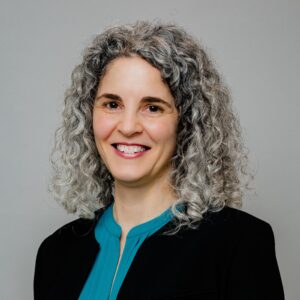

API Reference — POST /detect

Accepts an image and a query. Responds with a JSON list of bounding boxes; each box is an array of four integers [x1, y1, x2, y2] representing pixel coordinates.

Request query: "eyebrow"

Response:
[[95, 93, 173, 109]]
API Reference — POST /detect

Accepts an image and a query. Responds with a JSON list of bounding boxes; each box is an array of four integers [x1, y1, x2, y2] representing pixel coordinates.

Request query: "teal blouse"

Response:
[[78, 202, 177, 300]]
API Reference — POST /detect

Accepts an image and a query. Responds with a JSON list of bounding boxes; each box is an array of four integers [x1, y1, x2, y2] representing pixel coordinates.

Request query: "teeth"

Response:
[[116, 144, 146, 154]]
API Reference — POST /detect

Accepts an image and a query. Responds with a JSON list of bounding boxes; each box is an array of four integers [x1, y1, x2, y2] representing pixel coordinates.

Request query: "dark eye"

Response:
[[147, 105, 163, 113], [104, 101, 119, 110]]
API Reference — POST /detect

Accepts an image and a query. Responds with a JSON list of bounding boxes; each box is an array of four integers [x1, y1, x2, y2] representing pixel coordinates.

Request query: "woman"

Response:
[[34, 21, 285, 299]]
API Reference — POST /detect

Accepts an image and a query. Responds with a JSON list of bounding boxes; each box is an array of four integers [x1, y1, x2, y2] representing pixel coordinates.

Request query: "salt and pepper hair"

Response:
[[49, 20, 252, 234]]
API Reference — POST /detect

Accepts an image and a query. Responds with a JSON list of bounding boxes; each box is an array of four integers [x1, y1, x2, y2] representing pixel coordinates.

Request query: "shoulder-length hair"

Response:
[[49, 20, 252, 234]]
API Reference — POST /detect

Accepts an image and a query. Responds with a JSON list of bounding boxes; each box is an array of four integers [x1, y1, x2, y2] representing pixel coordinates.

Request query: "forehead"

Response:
[[101, 56, 163, 82], [97, 56, 174, 103]]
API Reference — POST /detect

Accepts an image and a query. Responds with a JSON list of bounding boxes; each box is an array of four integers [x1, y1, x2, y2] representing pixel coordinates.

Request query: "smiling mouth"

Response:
[[111, 143, 151, 153]]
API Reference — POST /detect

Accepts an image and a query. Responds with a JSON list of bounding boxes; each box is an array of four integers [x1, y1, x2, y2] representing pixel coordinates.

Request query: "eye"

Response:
[[103, 101, 119, 110], [146, 105, 164, 113]]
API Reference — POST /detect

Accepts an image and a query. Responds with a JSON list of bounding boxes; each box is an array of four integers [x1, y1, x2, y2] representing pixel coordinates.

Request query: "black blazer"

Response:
[[34, 206, 285, 300]]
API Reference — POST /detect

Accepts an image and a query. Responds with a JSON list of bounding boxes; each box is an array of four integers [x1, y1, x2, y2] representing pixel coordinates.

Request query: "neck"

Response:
[[112, 174, 177, 235]]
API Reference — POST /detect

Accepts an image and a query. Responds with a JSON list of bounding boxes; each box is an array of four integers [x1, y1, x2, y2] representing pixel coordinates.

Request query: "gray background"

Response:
[[0, 0, 299, 299]]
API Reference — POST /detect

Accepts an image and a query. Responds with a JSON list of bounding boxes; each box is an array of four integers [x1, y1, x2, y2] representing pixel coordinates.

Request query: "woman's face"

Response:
[[93, 56, 178, 187]]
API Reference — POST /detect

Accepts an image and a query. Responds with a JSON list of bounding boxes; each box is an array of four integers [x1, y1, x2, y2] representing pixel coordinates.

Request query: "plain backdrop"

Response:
[[0, 0, 299, 299]]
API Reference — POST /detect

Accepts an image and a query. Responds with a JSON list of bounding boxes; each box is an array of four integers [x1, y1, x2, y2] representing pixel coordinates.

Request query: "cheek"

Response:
[[146, 118, 177, 142], [93, 113, 116, 140]]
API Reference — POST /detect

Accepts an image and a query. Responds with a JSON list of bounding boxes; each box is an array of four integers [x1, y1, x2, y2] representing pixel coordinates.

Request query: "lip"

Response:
[[112, 144, 150, 159]]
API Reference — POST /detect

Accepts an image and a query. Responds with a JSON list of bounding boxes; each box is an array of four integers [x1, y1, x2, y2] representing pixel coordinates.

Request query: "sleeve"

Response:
[[33, 240, 46, 300], [33, 236, 56, 300], [225, 222, 285, 300]]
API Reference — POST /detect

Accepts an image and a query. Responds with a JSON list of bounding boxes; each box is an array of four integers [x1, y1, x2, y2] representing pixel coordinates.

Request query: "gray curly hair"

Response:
[[49, 20, 252, 234]]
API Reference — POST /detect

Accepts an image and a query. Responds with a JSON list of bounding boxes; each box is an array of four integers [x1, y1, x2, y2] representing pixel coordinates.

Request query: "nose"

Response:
[[117, 110, 143, 136]]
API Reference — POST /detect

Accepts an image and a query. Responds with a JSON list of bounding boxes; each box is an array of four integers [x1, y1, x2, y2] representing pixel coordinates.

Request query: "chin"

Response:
[[112, 172, 148, 184]]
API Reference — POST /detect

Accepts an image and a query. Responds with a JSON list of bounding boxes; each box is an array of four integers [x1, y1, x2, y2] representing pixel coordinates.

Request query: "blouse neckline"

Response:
[[97, 202, 179, 240]]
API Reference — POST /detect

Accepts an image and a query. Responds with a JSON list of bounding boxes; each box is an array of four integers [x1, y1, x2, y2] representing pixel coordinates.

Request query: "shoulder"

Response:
[[204, 205, 273, 232], [34, 209, 105, 298], [37, 208, 105, 255], [200, 205, 276, 249], [181, 206, 279, 276], [176, 205, 276, 250]]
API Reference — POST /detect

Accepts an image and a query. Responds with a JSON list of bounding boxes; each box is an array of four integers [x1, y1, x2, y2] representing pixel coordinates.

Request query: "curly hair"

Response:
[[49, 20, 252, 235]]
